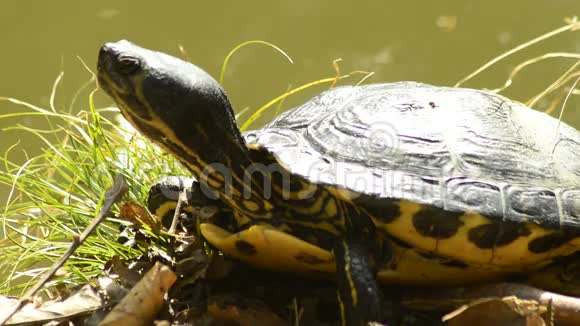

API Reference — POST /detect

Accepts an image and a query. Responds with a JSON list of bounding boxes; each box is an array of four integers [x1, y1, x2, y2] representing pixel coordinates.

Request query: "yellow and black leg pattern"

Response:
[[334, 235, 384, 326], [147, 176, 196, 224], [147, 176, 226, 228], [333, 201, 386, 326]]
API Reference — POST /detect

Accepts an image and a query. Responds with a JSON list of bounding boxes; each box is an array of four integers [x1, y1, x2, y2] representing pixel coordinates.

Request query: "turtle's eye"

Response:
[[117, 55, 141, 75]]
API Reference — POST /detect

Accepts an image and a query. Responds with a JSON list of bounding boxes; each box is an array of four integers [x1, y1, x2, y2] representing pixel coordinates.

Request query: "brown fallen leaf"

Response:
[[119, 201, 161, 229], [207, 294, 287, 326], [444, 296, 545, 326], [99, 262, 177, 326], [0, 284, 106, 325], [402, 282, 580, 326]]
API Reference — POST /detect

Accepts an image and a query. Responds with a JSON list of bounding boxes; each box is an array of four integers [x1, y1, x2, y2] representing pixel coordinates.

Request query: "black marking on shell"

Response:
[[235, 240, 258, 255], [294, 252, 330, 265], [528, 231, 578, 254], [412, 206, 464, 239], [357, 198, 402, 224], [468, 221, 531, 249]]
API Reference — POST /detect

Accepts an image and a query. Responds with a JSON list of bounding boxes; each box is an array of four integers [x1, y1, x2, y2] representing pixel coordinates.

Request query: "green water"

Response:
[[0, 1, 578, 199]]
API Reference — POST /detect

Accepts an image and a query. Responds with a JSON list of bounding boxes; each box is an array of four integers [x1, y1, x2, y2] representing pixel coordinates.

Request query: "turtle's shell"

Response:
[[245, 82, 580, 231]]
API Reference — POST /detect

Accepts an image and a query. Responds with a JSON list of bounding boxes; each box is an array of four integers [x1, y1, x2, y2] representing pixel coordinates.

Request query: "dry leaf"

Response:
[[99, 262, 177, 326], [119, 201, 160, 228], [0, 285, 105, 325], [207, 294, 287, 326], [402, 282, 580, 325], [444, 296, 545, 326]]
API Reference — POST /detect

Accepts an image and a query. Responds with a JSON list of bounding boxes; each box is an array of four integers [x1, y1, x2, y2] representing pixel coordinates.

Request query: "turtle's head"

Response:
[[97, 40, 247, 176]]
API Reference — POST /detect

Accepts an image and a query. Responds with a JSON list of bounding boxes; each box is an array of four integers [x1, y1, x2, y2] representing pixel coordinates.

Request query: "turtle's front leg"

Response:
[[334, 233, 385, 325], [333, 202, 389, 325]]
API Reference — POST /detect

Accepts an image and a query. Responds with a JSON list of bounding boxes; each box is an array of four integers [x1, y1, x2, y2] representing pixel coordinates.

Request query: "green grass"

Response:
[[0, 44, 368, 297], [0, 82, 187, 295], [0, 18, 577, 298]]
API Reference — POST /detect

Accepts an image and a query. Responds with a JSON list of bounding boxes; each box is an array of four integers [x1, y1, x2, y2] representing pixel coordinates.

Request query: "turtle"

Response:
[[97, 40, 580, 325]]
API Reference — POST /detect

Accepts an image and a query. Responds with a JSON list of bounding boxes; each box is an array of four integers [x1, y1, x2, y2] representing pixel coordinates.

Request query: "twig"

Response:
[[401, 282, 580, 325], [0, 174, 128, 325], [168, 188, 188, 235]]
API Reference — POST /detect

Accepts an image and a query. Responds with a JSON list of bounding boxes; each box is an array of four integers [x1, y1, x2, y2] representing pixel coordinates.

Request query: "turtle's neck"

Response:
[[97, 40, 274, 216], [154, 86, 275, 217]]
